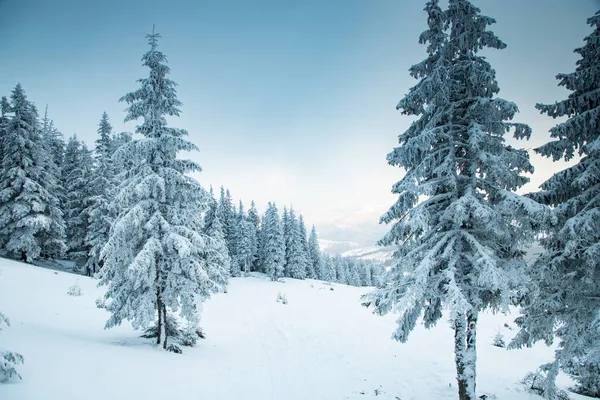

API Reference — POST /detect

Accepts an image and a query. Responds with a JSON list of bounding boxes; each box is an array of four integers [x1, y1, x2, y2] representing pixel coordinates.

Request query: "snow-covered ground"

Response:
[[0, 258, 586, 400]]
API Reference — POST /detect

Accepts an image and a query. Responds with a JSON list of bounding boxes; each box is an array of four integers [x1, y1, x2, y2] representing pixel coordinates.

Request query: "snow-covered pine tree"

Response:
[[282, 206, 291, 275], [203, 186, 218, 233], [256, 213, 268, 273], [0, 309, 23, 382], [229, 202, 241, 277], [0, 84, 66, 262], [247, 201, 261, 271], [320, 254, 336, 283], [510, 11, 600, 399], [98, 28, 228, 350], [235, 200, 257, 275], [346, 259, 361, 287], [358, 259, 372, 287], [204, 212, 230, 293], [84, 113, 116, 275], [334, 255, 346, 284], [361, 2, 543, 399], [63, 135, 94, 262], [38, 108, 67, 259], [307, 225, 323, 280], [284, 209, 308, 279], [262, 202, 285, 281], [217, 187, 238, 275], [298, 215, 314, 278]]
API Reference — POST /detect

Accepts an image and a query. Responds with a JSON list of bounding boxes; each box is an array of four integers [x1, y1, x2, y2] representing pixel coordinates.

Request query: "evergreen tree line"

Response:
[[362, 2, 600, 400], [0, 89, 134, 275], [204, 187, 385, 286]]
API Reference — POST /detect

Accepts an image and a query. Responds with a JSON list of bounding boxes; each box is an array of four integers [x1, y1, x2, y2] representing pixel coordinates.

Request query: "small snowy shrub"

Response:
[[276, 292, 288, 305], [521, 371, 569, 400], [166, 344, 182, 354], [67, 281, 83, 296], [141, 314, 205, 347], [0, 313, 24, 382], [492, 331, 506, 348]]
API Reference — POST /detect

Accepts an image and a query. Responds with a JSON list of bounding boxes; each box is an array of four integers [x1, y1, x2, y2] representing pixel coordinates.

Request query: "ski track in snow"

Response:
[[0, 259, 590, 400]]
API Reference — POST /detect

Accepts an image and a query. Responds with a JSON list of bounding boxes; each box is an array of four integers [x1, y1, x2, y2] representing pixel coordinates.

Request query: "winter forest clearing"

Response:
[[0, 258, 588, 400], [1, 0, 599, 399]]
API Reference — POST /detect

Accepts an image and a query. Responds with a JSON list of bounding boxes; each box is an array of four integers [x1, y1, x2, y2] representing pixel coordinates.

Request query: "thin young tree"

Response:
[[84, 112, 116, 275], [361, 2, 542, 399], [510, 11, 600, 398], [63, 135, 94, 262], [98, 28, 228, 350], [262, 202, 285, 281], [307, 225, 323, 280]]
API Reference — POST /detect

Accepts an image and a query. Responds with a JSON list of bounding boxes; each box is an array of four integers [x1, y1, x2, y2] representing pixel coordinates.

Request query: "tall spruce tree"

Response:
[[84, 113, 116, 275], [298, 215, 313, 278], [247, 201, 261, 271], [0, 84, 65, 262], [307, 225, 323, 280], [510, 11, 600, 398], [203, 186, 218, 233], [284, 209, 308, 279], [262, 202, 285, 281], [38, 111, 66, 259], [235, 200, 257, 275], [63, 135, 94, 262], [98, 28, 228, 349], [361, 2, 543, 399]]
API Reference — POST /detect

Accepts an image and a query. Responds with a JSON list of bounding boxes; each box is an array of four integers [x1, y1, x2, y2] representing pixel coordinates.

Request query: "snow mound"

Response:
[[0, 258, 588, 400]]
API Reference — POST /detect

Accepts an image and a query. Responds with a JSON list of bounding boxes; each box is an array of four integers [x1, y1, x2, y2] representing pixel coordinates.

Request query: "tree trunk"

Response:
[[156, 293, 162, 345], [455, 311, 478, 400], [20, 250, 28, 263], [162, 304, 168, 350]]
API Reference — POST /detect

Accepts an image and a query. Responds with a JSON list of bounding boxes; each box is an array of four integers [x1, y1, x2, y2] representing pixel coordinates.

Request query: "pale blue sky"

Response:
[[0, 0, 598, 247]]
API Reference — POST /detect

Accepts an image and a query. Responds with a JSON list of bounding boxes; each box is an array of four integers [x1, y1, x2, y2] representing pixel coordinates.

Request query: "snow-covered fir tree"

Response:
[[307, 225, 323, 280], [320, 254, 336, 283], [0, 84, 66, 262], [261, 202, 285, 281], [358, 259, 372, 286], [510, 11, 600, 398], [334, 255, 347, 284], [217, 187, 238, 275], [346, 259, 362, 287], [203, 212, 230, 293], [361, 2, 543, 399], [282, 206, 291, 273], [62, 135, 94, 262], [235, 201, 257, 275], [98, 28, 228, 350], [203, 186, 218, 233], [298, 215, 314, 278], [284, 209, 308, 279], [247, 201, 261, 271], [38, 108, 66, 259], [84, 112, 116, 275]]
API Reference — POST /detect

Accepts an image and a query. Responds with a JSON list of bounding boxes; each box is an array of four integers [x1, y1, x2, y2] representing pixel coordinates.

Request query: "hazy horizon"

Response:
[[1, 0, 598, 248]]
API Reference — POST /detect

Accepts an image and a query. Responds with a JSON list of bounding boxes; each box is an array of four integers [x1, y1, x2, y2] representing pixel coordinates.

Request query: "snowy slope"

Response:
[[0, 258, 586, 400]]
